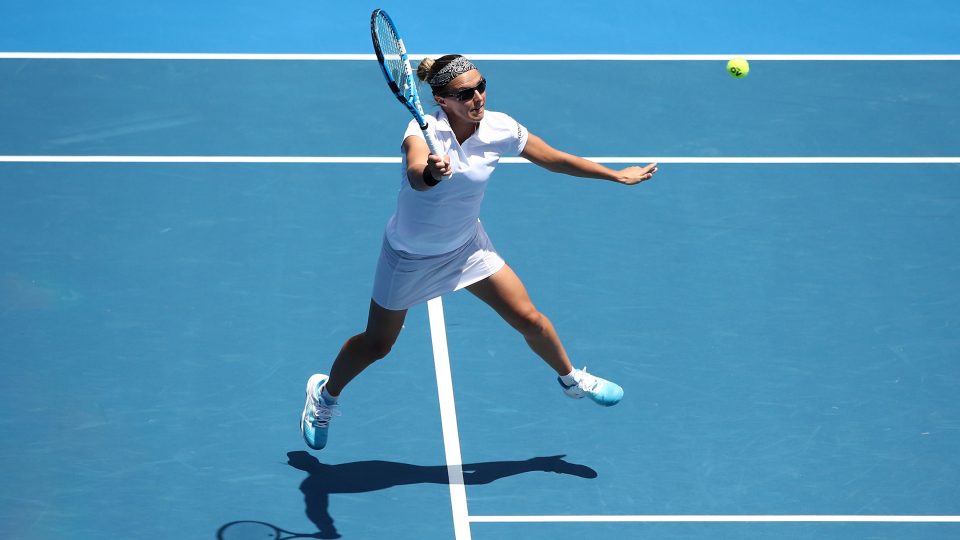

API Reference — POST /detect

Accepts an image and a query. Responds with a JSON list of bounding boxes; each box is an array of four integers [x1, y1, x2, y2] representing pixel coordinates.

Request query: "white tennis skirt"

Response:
[[372, 223, 505, 311]]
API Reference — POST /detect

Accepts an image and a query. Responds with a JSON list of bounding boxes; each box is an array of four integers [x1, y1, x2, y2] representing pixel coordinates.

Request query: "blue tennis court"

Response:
[[2, 2, 959, 539]]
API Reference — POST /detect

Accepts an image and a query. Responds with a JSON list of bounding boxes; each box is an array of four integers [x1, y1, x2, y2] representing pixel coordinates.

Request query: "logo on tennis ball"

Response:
[[727, 58, 750, 78]]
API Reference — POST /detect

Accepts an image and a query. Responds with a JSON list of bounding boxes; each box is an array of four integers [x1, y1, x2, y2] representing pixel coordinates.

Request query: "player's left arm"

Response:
[[520, 132, 657, 185]]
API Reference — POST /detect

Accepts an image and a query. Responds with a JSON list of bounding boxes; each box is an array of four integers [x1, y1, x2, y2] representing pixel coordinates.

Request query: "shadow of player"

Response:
[[285, 451, 598, 539]]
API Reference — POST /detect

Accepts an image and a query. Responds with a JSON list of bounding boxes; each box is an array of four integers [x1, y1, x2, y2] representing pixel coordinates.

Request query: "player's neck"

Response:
[[450, 118, 479, 145]]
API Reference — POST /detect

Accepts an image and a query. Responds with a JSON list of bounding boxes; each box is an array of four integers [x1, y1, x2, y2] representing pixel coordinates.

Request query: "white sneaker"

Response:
[[300, 373, 340, 450], [558, 367, 624, 407]]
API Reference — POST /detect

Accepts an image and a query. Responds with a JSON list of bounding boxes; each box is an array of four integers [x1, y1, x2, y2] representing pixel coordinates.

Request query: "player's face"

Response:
[[436, 69, 486, 122]]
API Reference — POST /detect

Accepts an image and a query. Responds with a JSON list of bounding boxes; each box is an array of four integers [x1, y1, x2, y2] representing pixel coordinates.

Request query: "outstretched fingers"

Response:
[[616, 162, 658, 185]]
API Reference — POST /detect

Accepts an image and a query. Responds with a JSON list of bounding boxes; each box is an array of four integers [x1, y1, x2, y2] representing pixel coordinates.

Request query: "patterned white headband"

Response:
[[428, 56, 477, 89]]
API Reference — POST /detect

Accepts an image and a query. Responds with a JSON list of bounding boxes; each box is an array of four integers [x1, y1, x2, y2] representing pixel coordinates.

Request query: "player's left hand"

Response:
[[615, 163, 658, 185]]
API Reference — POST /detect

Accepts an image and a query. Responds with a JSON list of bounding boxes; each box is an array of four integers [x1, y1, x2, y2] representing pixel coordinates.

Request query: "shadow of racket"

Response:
[[217, 520, 338, 540]]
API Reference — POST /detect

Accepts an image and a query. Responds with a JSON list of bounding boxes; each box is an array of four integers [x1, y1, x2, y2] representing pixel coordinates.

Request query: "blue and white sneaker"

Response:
[[301, 373, 340, 450], [558, 367, 624, 407]]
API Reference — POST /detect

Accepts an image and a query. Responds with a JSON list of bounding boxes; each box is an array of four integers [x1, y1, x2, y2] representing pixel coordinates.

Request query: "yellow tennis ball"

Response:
[[727, 58, 750, 78]]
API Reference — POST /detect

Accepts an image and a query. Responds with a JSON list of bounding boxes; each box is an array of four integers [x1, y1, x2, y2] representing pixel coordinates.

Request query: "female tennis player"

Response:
[[302, 55, 658, 450]]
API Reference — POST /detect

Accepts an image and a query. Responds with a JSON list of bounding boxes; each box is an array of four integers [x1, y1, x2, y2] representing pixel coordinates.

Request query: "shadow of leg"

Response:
[[463, 455, 598, 484], [305, 490, 340, 539]]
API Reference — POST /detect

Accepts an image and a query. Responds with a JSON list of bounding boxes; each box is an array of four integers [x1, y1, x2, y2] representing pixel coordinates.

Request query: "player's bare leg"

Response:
[[466, 264, 573, 376], [466, 265, 623, 406]]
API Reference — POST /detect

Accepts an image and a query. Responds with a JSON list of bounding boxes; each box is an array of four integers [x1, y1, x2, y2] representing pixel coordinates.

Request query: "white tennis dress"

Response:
[[372, 109, 528, 310]]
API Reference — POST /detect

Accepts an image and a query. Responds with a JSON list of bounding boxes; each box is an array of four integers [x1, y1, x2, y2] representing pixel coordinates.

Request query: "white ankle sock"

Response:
[[559, 370, 578, 386], [320, 386, 339, 405]]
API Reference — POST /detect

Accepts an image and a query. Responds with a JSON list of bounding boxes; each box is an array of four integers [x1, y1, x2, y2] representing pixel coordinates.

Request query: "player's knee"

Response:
[[513, 306, 547, 337], [364, 335, 395, 361], [350, 332, 395, 362]]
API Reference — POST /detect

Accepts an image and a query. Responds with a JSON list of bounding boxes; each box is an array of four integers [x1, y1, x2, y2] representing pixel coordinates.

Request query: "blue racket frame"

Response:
[[370, 9, 443, 155]]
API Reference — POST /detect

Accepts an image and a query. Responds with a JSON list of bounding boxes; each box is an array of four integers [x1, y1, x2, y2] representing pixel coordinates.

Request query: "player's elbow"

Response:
[[539, 155, 575, 175]]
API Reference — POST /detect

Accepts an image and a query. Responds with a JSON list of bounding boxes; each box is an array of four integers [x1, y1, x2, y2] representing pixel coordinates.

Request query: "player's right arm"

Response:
[[403, 135, 452, 191]]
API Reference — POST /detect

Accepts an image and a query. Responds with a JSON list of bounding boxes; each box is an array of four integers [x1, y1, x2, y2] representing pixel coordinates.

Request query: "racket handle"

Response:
[[422, 126, 443, 157]]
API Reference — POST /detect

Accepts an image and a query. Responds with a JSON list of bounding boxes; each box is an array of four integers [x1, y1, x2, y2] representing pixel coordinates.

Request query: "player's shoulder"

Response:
[[404, 113, 436, 139], [481, 110, 519, 128], [480, 110, 524, 138], [477, 111, 526, 150], [405, 111, 451, 132], [405, 113, 436, 128]]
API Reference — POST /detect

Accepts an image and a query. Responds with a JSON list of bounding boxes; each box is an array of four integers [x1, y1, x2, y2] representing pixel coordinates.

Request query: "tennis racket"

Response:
[[217, 520, 335, 539], [370, 8, 443, 156]]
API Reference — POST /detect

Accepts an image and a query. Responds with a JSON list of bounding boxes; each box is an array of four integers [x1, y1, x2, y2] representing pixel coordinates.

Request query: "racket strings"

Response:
[[373, 14, 415, 100]]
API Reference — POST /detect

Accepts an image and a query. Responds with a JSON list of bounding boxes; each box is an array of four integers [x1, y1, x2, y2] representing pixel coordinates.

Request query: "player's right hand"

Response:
[[427, 154, 453, 178]]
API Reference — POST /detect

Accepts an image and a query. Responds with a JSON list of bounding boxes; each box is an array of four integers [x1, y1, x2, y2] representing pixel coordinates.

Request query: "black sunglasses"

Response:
[[441, 77, 486, 101]]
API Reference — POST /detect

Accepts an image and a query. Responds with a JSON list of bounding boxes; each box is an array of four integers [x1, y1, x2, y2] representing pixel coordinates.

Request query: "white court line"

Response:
[[427, 297, 472, 540], [1, 156, 959, 164], [468, 515, 960, 523], [0, 156, 401, 164], [4, 51, 955, 535], [1, 53, 960, 61]]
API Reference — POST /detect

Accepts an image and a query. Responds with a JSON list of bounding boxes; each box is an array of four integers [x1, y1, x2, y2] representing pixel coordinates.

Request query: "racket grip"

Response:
[[422, 127, 443, 157]]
